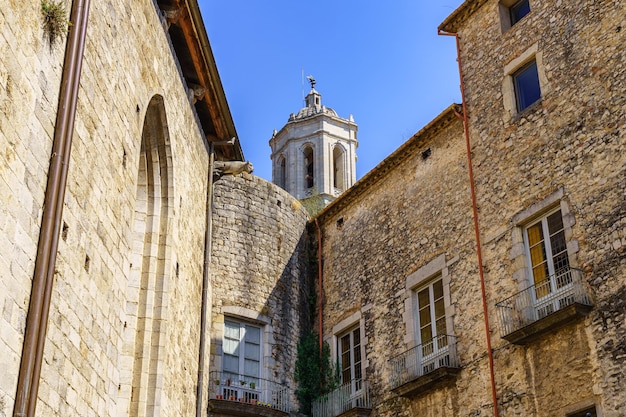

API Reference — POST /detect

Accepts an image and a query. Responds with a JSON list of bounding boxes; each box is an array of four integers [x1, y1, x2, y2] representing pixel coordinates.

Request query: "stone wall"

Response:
[[316, 108, 490, 416], [1, 1, 215, 416], [209, 173, 312, 412], [449, 0, 625, 415]]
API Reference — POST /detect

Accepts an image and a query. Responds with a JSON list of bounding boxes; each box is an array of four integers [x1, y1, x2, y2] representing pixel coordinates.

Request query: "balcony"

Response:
[[312, 380, 372, 417], [208, 371, 292, 416], [496, 267, 593, 344], [389, 335, 460, 397]]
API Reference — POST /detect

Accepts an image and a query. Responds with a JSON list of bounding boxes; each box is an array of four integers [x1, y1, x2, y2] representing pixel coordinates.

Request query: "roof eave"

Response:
[[438, 0, 490, 33]]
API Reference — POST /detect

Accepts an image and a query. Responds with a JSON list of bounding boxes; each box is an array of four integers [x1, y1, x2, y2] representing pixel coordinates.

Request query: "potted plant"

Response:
[[249, 382, 256, 390], [240, 380, 246, 386], [214, 379, 220, 386]]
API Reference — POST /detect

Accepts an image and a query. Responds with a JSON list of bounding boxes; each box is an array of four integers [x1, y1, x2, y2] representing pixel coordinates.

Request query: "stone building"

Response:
[[311, 1, 625, 417], [269, 78, 358, 206], [1, 0, 624, 417], [0, 1, 309, 417]]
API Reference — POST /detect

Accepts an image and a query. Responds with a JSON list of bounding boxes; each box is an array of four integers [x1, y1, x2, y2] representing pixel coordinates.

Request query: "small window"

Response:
[[500, 0, 530, 32], [513, 60, 541, 112], [509, 0, 530, 25], [567, 405, 597, 417]]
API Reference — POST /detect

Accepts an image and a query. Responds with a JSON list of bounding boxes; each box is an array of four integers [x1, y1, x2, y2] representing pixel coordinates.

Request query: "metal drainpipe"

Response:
[[438, 29, 500, 417], [314, 218, 323, 354], [13, 1, 91, 416], [196, 144, 215, 417]]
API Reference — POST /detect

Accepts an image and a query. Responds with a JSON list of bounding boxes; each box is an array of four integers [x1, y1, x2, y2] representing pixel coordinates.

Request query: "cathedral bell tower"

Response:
[[269, 77, 358, 207]]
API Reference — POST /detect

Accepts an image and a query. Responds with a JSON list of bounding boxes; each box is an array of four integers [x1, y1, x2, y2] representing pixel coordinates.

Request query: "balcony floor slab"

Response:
[[208, 399, 289, 417], [391, 366, 460, 398], [503, 302, 593, 345]]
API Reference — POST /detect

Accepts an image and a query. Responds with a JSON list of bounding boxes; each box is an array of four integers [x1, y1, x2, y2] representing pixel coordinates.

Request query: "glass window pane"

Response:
[[223, 338, 240, 356], [529, 244, 547, 269], [420, 325, 432, 344], [419, 306, 432, 327], [433, 279, 443, 300], [514, 61, 541, 111], [417, 288, 430, 308], [532, 263, 549, 285], [547, 211, 564, 234], [223, 354, 239, 374], [435, 317, 447, 337], [510, 0, 530, 25], [244, 342, 260, 361], [435, 299, 445, 321], [245, 325, 260, 344], [527, 222, 544, 246], [224, 321, 240, 339], [244, 359, 260, 377]]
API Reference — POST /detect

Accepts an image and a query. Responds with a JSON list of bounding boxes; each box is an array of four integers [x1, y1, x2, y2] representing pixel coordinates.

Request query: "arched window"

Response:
[[333, 145, 346, 191], [304, 146, 314, 189], [120, 95, 173, 417], [277, 155, 287, 190]]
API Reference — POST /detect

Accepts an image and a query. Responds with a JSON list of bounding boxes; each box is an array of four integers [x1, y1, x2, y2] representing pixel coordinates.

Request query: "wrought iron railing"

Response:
[[495, 267, 592, 337], [311, 380, 371, 417], [208, 371, 291, 412], [388, 334, 459, 390]]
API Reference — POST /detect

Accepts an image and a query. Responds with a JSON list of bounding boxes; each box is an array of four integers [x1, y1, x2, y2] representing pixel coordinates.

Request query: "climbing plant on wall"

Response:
[[294, 331, 340, 415]]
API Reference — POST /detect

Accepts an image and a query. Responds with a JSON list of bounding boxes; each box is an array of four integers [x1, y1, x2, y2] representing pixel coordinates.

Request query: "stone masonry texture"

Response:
[[314, 1, 625, 416], [209, 174, 312, 412], [1, 1, 213, 416]]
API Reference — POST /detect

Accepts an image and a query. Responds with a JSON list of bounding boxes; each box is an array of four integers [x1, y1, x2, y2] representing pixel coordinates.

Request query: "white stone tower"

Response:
[[269, 77, 358, 205]]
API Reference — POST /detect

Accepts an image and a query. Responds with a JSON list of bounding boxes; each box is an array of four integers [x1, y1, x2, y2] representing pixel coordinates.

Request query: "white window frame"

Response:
[[222, 319, 262, 380], [329, 311, 368, 396], [403, 254, 455, 350], [510, 188, 579, 293], [337, 326, 363, 394], [412, 276, 449, 369], [502, 43, 550, 121]]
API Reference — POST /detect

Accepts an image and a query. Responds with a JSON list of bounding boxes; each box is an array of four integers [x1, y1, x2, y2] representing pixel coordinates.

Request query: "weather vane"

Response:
[[306, 75, 316, 89]]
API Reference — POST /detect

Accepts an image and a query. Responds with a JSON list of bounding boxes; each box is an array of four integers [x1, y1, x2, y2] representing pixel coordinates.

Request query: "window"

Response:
[[567, 405, 597, 417], [524, 209, 572, 316], [499, 192, 592, 342], [509, 0, 530, 25], [391, 255, 459, 393], [223, 320, 261, 381], [502, 43, 549, 119], [500, 0, 530, 31], [513, 60, 541, 112], [414, 277, 450, 372], [338, 327, 362, 389]]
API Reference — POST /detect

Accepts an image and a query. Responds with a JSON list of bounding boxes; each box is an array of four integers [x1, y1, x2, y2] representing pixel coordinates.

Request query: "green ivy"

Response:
[[294, 331, 340, 415]]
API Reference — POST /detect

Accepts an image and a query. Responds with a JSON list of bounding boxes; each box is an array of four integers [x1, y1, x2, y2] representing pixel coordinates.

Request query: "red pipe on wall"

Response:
[[438, 29, 500, 417]]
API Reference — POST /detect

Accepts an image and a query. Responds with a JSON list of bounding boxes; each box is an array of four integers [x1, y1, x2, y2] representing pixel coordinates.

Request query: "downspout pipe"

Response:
[[438, 29, 500, 417], [14, 1, 91, 416], [196, 144, 215, 417]]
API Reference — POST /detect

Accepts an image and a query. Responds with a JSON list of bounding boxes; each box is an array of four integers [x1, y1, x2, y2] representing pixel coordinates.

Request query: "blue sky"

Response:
[[201, 1, 465, 181]]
